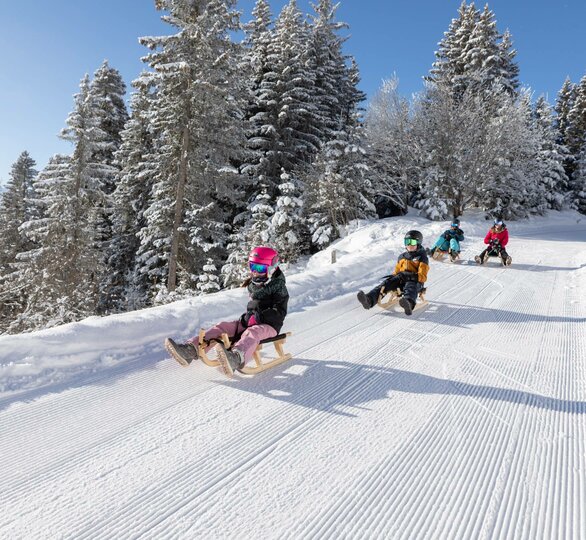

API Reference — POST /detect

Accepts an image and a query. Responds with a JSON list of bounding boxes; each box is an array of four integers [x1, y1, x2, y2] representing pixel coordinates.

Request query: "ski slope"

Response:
[[1, 211, 585, 539]]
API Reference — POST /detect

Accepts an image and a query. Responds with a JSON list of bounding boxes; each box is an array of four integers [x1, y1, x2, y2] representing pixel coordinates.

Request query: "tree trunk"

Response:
[[167, 123, 190, 292]]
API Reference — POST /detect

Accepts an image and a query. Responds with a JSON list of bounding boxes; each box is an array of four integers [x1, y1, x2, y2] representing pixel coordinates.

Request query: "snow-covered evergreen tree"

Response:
[[0, 152, 37, 276], [566, 75, 586, 163], [533, 96, 569, 210], [106, 72, 158, 311], [247, 185, 274, 247], [307, 0, 364, 138], [242, 0, 321, 198], [197, 258, 221, 294], [555, 77, 576, 146], [135, 0, 247, 303], [0, 152, 38, 331], [271, 170, 305, 262], [1, 153, 100, 333], [306, 128, 374, 248], [572, 141, 586, 214], [428, 2, 519, 100]]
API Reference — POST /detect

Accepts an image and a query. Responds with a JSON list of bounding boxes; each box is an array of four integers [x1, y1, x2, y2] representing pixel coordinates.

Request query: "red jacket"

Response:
[[484, 226, 509, 246]]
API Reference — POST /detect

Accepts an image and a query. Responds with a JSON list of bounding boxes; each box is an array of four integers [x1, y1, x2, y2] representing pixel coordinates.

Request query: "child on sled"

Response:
[[475, 219, 512, 266], [357, 230, 429, 316], [428, 218, 464, 261], [166, 246, 289, 377]]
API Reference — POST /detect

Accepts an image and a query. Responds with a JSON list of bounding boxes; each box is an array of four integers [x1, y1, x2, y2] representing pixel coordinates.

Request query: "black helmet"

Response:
[[404, 230, 423, 245], [451, 218, 460, 227]]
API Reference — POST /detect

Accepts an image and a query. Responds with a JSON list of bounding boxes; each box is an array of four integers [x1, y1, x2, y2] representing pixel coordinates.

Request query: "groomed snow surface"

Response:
[[1, 210, 585, 539]]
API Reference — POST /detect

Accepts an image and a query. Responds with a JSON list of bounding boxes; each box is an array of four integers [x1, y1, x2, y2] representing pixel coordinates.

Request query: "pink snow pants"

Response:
[[190, 320, 277, 363]]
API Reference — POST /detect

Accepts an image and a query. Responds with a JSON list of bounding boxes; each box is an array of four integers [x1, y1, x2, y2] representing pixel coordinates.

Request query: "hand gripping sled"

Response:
[[377, 287, 428, 312], [197, 329, 293, 374]]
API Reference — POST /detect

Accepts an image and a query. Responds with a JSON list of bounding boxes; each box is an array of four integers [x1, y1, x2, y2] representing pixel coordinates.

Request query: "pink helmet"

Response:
[[249, 246, 279, 275]]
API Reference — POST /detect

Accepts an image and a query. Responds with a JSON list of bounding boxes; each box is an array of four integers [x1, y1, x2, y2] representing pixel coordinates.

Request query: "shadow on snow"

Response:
[[218, 357, 586, 418]]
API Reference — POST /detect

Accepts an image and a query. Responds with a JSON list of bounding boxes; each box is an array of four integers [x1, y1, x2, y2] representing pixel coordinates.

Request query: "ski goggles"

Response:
[[249, 262, 269, 274], [451, 223, 459, 227], [494, 220, 503, 226], [404, 238, 419, 246]]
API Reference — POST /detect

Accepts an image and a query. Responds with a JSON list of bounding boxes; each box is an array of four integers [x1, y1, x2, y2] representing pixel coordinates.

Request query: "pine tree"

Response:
[[136, 0, 247, 303], [1, 154, 101, 333], [247, 186, 274, 247], [306, 128, 374, 248], [0, 152, 38, 331], [566, 75, 586, 161], [271, 170, 305, 262], [533, 96, 569, 210], [555, 77, 576, 146], [197, 258, 221, 294], [242, 0, 321, 199], [428, 2, 519, 100], [0, 152, 37, 275], [572, 142, 586, 214], [106, 72, 158, 311]]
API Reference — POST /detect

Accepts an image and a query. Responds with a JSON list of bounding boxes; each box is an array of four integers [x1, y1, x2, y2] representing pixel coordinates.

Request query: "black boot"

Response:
[[165, 338, 199, 367], [399, 296, 414, 316], [357, 290, 374, 309], [215, 343, 244, 378]]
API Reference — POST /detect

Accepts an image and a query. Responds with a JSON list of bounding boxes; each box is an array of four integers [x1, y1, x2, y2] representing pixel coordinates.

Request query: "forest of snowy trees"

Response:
[[1, 0, 586, 334]]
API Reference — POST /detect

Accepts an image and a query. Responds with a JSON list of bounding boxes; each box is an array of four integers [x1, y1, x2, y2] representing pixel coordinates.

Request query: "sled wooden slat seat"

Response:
[[377, 287, 428, 311], [196, 328, 293, 374]]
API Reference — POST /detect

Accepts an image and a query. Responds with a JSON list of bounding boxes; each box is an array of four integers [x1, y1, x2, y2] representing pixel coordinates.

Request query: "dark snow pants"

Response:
[[367, 274, 423, 306]]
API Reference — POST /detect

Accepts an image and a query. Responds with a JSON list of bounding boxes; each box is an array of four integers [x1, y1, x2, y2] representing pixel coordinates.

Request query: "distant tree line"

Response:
[[1, 0, 585, 334]]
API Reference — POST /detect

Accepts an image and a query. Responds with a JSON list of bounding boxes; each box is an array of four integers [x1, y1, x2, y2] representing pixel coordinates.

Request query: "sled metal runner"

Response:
[[377, 287, 428, 312], [197, 329, 293, 374]]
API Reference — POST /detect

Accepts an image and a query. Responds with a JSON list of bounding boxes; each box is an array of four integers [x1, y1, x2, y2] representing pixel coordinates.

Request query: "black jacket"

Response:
[[240, 268, 289, 333]]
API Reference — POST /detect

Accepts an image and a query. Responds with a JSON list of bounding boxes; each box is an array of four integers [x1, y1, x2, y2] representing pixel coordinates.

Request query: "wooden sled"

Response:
[[432, 249, 460, 263], [196, 329, 293, 375], [377, 287, 429, 312]]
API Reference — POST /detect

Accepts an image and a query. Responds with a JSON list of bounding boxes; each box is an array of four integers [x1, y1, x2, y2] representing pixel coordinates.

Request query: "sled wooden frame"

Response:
[[377, 287, 428, 312], [432, 249, 460, 263], [196, 329, 293, 374]]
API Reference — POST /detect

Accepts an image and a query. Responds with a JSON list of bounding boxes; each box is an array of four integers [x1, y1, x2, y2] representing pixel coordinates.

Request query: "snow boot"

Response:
[[357, 290, 374, 309], [165, 338, 199, 367], [215, 343, 244, 378], [449, 250, 459, 262], [474, 255, 482, 265], [399, 296, 414, 316], [502, 255, 512, 266]]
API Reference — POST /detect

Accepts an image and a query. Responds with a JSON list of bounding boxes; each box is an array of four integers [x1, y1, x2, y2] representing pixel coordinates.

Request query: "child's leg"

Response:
[[402, 281, 419, 305], [368, 275, 401, 303], [233, 324, 278, 363], [187, 320, 243, 352], [449, 238, 460, 252], [433, 237, 449, 251]]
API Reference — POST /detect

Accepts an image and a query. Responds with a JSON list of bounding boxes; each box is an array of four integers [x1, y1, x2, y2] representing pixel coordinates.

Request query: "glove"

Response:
[[443, 233, 450, 240], [248, 314, 258, 326]]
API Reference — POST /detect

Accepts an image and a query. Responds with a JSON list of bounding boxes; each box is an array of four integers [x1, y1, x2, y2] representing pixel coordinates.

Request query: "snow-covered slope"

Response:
[[1, 211, 585, 539]]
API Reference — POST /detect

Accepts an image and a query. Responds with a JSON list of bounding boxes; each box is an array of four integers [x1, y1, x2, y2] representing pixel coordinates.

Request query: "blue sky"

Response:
[[1, 0, 585, 185]]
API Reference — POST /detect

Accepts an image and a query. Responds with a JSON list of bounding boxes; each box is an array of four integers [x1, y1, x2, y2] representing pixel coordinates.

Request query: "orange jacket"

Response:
[[393, 247, 429, 283]]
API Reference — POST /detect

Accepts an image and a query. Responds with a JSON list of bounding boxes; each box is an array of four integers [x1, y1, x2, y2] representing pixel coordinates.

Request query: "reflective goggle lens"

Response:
[[451, 223, 459, 227], [404, 238, 418, 246], [249, 262, 268, 273]]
